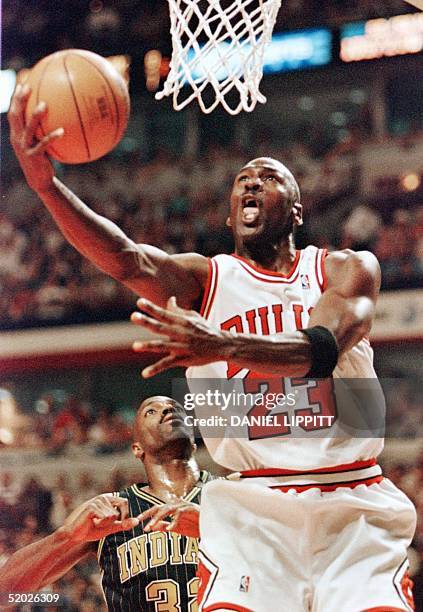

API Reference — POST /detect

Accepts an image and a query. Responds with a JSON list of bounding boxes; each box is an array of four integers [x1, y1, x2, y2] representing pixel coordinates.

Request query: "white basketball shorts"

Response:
[[197, 474, 416, 612]]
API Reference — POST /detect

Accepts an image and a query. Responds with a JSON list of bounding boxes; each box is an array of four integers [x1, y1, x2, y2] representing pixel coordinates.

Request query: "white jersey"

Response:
[[186, 246, 384, 472]]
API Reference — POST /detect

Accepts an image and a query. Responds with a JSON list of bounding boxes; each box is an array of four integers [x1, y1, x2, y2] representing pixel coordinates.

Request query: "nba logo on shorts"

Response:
[[239, 576, 250, 592], [301, 274, 310, 290]]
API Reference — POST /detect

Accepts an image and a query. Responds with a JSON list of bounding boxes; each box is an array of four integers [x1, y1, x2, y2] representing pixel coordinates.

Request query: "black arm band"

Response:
[[301, 326, 339, 378]]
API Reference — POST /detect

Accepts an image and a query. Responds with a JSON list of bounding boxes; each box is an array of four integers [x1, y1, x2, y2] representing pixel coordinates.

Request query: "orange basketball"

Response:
[[25, 49, 130, 164]]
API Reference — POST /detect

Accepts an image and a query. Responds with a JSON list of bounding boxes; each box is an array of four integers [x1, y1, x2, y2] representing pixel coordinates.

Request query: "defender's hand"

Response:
[[131, 296, 232, 377], [59, 494, 139, 542], [138, 501, 200, 538], [8, 83, 64, 193]]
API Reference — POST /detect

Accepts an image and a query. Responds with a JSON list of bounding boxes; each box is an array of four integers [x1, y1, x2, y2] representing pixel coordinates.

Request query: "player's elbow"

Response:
[[106, 247, 150, 284]]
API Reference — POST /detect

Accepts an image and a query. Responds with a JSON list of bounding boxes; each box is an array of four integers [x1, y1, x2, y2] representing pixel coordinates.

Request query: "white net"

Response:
[[156, 0, 282, 115]]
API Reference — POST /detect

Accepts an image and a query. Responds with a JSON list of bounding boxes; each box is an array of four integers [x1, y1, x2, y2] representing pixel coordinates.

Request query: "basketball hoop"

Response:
[[156, 0, 282, 115]]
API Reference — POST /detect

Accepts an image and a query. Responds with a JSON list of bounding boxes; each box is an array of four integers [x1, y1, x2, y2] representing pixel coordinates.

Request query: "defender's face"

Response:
[[132, 396, 191, 456], [228, 158, 300, 245]]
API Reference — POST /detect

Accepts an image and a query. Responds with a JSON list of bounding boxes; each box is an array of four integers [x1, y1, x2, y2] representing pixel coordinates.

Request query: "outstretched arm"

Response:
[[0, 533, 92, 596], [131, 250, 380, 377], [8, 84, 208, 308], [0, 494, 139, 594]]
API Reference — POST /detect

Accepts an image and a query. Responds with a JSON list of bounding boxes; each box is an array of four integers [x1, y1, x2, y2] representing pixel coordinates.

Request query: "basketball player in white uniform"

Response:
[[129, 161, 417, 612], [9, 86, 417, 611]]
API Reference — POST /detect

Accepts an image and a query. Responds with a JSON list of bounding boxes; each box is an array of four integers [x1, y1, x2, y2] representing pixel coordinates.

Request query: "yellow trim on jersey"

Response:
[[97, 491, 120, 561], [98, 569, 108, 607], [97, 537, 106, 561], [131, 486, 164, 504], [97, 475, 209, 562]]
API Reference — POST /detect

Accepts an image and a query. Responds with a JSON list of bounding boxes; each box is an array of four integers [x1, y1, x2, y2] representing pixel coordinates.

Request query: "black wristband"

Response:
[[301, 326, 339, 378]]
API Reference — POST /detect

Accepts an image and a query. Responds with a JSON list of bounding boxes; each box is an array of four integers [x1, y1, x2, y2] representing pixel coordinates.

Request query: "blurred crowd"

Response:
[[340, 205, 423, 290], [384, 378, 423, 439], [1, 131, 423, 330], [1, 393, 132, 454], [0, 468, 130, 533], [281, 0, 413, 24]]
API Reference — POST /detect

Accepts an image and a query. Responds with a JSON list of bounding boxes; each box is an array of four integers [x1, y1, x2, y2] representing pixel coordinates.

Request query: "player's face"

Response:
[[228, 158, 301, 246], [132, 396, 192, 459]]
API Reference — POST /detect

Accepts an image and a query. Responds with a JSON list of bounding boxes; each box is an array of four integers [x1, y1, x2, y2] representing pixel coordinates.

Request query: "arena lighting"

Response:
[[186, 28, 332, 82], [0, 389, 19, 444], [340, 13, 423, 62], [401, 173, 421, 192], [0, 69, 16, 113], [0, 428, 14, 445], [144, 49, 162, 92]]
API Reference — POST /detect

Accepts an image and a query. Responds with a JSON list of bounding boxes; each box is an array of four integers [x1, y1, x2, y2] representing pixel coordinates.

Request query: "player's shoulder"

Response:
[[117, 484, 144, 499], [325, 248, 380, 276], [171, 252, 210, 282], [171, 251, 209, 267], [133, 244, 210, 285], [324, 249, 381, 292], [114, 487, 130, 501]]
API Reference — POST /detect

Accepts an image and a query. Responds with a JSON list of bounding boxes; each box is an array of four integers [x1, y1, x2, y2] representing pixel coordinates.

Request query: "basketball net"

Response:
[[156, 0, 282, 115]]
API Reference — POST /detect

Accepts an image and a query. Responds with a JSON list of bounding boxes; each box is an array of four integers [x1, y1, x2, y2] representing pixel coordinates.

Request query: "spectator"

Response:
[[342, 205, 382, 251], [18, 476, 52, 532]]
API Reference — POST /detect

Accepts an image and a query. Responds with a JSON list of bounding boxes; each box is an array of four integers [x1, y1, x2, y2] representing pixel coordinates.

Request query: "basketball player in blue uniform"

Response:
[[0, 396, 211, 612]]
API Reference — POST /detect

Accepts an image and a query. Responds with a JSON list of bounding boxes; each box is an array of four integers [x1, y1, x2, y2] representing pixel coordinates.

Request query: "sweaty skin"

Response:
[[0, 397, 201, 595]]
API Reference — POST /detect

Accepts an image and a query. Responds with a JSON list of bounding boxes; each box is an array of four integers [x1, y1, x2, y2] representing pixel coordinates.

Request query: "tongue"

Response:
[[243, 207, 259, 223]]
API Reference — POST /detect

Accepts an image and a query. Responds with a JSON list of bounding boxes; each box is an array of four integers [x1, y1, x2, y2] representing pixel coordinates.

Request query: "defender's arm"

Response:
[[0, 494, 138, 593], [0, 535, 92, 594]]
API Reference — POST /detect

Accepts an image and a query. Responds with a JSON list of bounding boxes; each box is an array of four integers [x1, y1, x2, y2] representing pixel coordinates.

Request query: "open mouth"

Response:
[[241, 196, 260, 225]]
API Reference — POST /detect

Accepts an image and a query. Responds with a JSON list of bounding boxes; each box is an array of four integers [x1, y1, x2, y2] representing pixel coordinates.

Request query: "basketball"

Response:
[[25, 49, 130, 164]]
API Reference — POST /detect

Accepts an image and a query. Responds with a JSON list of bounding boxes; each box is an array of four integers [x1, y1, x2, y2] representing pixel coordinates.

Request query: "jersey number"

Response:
[[236, 373, 337, 440], [145, 577, 198, 612]]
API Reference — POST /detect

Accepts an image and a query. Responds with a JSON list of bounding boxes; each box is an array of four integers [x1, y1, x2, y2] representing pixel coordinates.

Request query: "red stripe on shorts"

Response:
[[361, 608, 412, 611], [240, 458, 377, 478], [272, 475, 384, 493], [203, 604, 254, 612]]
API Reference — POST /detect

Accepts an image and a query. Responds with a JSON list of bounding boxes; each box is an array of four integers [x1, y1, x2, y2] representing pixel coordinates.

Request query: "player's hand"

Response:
[[138, 501, 200, 538], [131, 296, 232, 377], [58, 494, 139, 542], [8, 83, 64, 193]]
